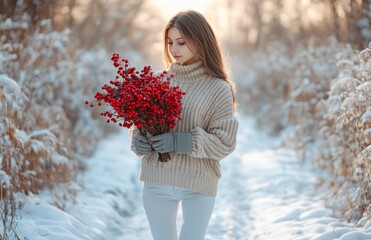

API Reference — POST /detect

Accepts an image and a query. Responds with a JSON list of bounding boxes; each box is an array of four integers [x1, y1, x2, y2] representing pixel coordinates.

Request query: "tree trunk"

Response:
[[348, 0, 364, 48], [363, 0, 370, 10], [296, 0, 304, 40], [0, 0, 17, 19], [330, 0, 341, 42], [68, 0, 76, 30], [253, 0, 263, 48], [361, 0, 371, 48]]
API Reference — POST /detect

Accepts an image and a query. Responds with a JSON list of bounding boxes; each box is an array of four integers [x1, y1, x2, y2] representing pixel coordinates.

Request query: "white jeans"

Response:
[[142, 182, 215, 240]]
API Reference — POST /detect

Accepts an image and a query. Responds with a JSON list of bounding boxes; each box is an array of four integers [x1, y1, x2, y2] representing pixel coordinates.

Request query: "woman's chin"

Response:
[[181, 58, 197, 66]]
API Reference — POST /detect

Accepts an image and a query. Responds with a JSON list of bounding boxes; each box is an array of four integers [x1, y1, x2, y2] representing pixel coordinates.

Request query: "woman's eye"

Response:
[[168, 41, 173, 45], [179, 42, 185, 45]]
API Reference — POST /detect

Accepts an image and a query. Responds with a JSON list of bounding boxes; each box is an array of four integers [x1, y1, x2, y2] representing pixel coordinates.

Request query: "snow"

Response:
[[0, 170, 10, 187], [8, 115, 371, 240], [290, 80, 316, 101], [0, 74, 21, 99], [51, 154, 70, 165], [31, 139, 46, 153], [356, 81, 371, 91], [330, 76, 361, 95], [362, 110, 371, 123], [13, 129, 59, 152], [0, 74, 23, 114], [0, 18, 28, 30], [28, 128, 58, 141]]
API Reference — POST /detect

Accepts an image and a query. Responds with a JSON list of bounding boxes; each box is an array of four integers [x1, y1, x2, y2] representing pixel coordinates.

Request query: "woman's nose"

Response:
[[170, 45, 177, 54]]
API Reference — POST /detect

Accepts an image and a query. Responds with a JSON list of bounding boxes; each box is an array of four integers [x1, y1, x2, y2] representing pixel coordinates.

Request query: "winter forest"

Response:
[[0, 0, 371, 239]]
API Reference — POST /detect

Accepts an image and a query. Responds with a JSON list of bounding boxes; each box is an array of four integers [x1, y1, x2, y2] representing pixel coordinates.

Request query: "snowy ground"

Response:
[[11, 115, 371, 240]]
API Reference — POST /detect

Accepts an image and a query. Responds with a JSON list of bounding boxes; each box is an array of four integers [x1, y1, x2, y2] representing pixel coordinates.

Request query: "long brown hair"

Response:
[[162, 10, 237, 110]]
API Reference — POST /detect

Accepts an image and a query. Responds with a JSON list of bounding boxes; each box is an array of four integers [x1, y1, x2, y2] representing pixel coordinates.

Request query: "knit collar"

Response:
[[170, 61, 208, 82]]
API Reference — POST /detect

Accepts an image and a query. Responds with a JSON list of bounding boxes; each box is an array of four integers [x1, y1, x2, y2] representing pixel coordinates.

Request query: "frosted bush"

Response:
[[0, 12, 120, 237], [234, 42, 293, 134], [304, 42, 370, 221], [238, 39, 371, 221], [0, 13, 116, 164], [0, 6, 148, 195]]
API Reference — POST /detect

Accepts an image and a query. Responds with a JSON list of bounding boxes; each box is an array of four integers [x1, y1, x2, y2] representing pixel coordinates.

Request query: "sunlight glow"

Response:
[[149, 0, 215, 18]]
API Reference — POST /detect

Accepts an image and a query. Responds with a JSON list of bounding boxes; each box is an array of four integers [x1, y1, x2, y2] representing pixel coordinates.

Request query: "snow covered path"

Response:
[[14, 115, 371, 240]]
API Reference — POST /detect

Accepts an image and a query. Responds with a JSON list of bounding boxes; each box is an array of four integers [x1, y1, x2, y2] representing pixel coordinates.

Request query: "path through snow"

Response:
[[14, 115, 371, 240]]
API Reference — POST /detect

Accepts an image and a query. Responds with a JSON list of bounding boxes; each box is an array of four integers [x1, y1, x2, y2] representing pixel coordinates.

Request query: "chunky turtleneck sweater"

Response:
[[129, 61, 239, 196]]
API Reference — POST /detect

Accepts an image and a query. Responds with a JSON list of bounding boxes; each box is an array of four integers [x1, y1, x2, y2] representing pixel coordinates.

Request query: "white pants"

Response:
[[142, 182, 215, 240]]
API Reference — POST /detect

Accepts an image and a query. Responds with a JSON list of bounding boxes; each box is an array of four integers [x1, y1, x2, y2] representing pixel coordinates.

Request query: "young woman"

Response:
[[129, 10, 239, 240]]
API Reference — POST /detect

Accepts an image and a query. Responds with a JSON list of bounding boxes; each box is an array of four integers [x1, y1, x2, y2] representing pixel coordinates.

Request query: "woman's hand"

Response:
[[151, 132, 192, 154], [134, 134, 152, 154]]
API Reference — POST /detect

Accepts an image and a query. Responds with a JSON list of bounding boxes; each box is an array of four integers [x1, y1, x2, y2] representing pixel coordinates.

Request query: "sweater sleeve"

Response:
[[189, 82, 239, 160]]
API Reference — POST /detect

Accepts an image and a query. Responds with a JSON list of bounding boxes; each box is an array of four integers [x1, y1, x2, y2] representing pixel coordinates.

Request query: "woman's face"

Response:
[[167, 27, 197, 65]]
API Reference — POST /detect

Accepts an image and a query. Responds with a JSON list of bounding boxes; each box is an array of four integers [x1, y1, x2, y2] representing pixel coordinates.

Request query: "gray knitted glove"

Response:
[[151, 132, 192, 154], [134, 134, 152, 154]]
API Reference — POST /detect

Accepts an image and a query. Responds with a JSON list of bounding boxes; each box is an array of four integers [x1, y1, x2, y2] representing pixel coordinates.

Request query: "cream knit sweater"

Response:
[[129, 61, 239, 196]]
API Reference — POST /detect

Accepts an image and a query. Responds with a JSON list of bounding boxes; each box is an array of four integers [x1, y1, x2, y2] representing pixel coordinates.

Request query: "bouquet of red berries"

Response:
[[86, 53, 185, 162]]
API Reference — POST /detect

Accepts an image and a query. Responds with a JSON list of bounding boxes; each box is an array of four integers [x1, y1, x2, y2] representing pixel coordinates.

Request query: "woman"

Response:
[[129, 10, 239, 240]]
